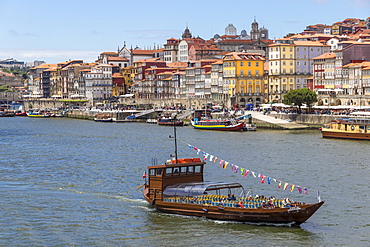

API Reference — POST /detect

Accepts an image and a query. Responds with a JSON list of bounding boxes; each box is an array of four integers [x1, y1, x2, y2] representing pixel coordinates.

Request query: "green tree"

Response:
[[283, 88, 317, 113]]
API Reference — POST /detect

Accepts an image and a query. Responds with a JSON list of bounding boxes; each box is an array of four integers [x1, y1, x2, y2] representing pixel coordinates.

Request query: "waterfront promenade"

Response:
[[65, 108, 343, 128]]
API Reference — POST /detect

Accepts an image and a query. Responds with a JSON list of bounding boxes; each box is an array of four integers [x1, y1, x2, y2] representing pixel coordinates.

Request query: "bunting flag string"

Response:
[[182, 140, 316, 196]]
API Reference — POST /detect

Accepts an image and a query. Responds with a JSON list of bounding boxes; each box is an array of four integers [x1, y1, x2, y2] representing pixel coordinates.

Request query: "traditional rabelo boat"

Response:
[[191, 118, 245, 131], [321, 117, 370, 140], [141, 126, 324, 225]]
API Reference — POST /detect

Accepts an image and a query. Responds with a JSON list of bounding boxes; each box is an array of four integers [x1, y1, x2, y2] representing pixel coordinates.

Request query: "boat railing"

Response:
[[162, 195, 293, 209]]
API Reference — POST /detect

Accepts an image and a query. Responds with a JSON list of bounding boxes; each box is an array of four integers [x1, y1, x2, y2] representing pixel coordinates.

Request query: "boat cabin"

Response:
[[146, 158, 205, 201], [327, 118, 370, 133]]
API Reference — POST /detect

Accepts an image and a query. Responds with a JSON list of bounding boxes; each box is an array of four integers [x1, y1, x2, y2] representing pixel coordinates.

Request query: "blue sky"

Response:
[[0, 0, 369, 64]]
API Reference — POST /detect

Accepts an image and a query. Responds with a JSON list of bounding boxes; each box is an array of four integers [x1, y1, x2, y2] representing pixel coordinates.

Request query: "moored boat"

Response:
[[191, 118, 245, 131], [157, 116, 184, 126], [146, 118, 158, 124], [27, 110, 53, 117], [94, 114, 113, 122], [15, 111, 27, 116], [141, 128, 324, 225], [321, 117, 370, 140], [0, 111, 15, 117]]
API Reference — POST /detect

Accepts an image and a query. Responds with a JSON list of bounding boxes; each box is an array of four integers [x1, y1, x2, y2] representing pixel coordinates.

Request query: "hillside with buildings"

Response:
[[2, 17, 370, 109]]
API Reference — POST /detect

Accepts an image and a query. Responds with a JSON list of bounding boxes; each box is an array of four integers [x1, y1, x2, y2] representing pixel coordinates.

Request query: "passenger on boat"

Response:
[[228, 194, 236, 201]]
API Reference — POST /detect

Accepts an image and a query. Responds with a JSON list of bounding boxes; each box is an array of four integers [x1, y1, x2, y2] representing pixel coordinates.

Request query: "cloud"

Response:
[[0, 49, 100, 63], [350, 0, 370, 6], [8, 29, 19, 36], [315, 0, 330, 4], [126, 28, 180, 40], [8, 29, 40, 37]]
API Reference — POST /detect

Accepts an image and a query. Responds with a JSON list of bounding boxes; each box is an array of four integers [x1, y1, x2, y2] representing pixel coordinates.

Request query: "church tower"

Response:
[[250, 18, 260, 41], [182, 26, 192, 39]]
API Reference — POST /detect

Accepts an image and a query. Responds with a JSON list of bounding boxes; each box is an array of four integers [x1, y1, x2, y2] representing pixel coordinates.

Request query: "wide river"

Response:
[[0, 117, 369, 246]]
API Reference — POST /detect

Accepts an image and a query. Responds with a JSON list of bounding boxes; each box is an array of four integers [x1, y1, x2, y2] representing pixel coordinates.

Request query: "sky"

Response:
[[0, 0, 369, 64]]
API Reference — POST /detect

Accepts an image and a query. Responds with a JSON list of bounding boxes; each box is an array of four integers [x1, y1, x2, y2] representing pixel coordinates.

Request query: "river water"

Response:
[[0, 117, 369, 246]]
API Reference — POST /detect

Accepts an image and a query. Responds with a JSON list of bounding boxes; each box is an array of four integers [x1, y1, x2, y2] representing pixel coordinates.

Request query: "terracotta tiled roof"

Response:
[[101, 52, 117, 55], [107, 57, 129, 62], [33, 63, 57, 69], [313, 53, 336, 59], [131, 49, 155, 55], [294, 41, 329, 46], [167, 62, 188, 68]]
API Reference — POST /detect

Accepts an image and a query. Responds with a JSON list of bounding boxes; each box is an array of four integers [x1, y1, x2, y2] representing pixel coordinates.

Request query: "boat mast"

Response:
[[173, 118, 178, 164]]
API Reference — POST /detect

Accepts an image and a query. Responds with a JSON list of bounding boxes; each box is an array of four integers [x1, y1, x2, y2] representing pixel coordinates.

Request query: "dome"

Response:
[[214, 34, 221, 39]]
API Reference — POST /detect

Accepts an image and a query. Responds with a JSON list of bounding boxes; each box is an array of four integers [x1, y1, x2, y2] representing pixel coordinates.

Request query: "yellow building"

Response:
[[223, 52, 265, 99], [268, 39, 295, 102]]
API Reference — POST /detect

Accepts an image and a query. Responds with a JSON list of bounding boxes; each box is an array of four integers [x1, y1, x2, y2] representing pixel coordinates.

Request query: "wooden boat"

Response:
[[94, 114, 113, 122], [141, 128, 324, 225], [321, 118, 370, 140], [27, 110, 53, 117], [146, 118, 158, 124], [191, 118, 245, 131], [15, 111, 28, 116], [242, 123, 257, 131], [157, 116, 184, 126], [0, 111, 15, 117]]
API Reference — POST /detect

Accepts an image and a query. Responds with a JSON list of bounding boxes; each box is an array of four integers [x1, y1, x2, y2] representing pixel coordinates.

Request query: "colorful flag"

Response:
[[219, 160, 224, 167], [267, 177, 271, 184], [278, 182, 281, 188], [284, 183, 289, 190], [210, 155, 214, 161], [297, 186, 302, 194], [290, 184, 295, 192], [244, 170, 249, 177], [304, 188, 308, 195], [142, 171, 146, 179], [260, 175, 266, 184], [234, 165, 239, 173]]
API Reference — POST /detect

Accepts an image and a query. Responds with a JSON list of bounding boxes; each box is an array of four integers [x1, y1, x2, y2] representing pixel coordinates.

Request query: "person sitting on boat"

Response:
[[268, 200, 275, 209], [228, 194, 236, 201]]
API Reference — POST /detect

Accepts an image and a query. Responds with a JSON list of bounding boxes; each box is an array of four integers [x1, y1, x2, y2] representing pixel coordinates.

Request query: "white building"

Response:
[[85, 64, 113, 104]]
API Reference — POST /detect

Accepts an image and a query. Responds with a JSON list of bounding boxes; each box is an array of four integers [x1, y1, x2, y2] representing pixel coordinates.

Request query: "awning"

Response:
[[163, 182, 243, 198], [51, 95, 62, 98], [119, 94, 135, 98]]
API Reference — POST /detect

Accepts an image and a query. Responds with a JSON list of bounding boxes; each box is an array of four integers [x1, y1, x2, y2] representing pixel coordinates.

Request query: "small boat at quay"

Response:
[[146, 118, 158, 124], [191, 118, 245, 131], [157, 116, 184, 126], [27, 110, 53, 117], [94, 114, 113, 122], [321, 117, 370, 140], [141, 126, 324, 225]]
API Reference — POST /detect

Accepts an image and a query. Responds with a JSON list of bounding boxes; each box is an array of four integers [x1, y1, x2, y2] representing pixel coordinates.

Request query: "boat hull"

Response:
[[158, 121, 184, 126], [191, 121, 245, 131], [322, 129, 370, 140], [143, 187, 323, 225]]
